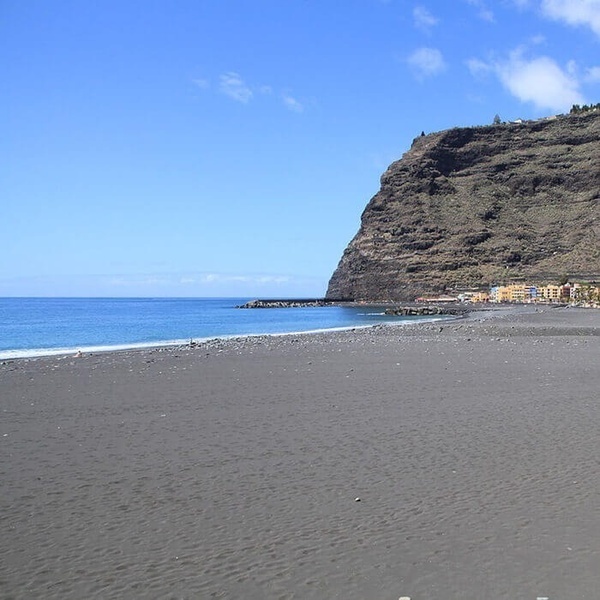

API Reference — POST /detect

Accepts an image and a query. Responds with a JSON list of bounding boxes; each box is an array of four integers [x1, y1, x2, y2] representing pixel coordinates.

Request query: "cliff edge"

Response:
[[326, 111, 600, 301]]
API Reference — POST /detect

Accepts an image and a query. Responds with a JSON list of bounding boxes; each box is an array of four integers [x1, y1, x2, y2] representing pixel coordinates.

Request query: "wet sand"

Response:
[[1, 305, 599, 599]]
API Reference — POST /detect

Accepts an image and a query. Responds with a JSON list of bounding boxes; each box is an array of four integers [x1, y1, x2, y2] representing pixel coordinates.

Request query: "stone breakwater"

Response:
[[237, 299, 468, 315], [237, 298, 352, 309], [385, 305, 467, 316]]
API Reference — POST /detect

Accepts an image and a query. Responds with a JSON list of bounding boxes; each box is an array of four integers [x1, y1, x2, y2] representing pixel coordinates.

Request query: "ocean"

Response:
[[0, 297, 445, 360]]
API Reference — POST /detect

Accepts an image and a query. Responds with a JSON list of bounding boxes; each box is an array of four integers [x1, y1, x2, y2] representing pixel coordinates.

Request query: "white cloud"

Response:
[[585, 65, 600, 82], [219, 72, 253, 103], [192, 78, 210, 89], [496, 49, 585, 111], [465, 0, 495, 21], [199, 273, 291, 285], [407, 47, 446, 79], [282, 94, 304, 113], [201, 273, 221, 283], [108, 275, 170, 287], [541, 0, 600, 37], [211, 73, 305, 112], [413, 6, 439, 30], [466, 57, 493, 77], [566, 59, 578, 76], [256, 275, 290, 284]]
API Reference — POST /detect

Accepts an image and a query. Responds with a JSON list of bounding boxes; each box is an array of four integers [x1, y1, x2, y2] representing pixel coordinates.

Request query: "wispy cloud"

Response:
[[466, 57, 493, 77], [530, 33, 547, 45], [465, 0, 495, 22], [219, 72, 253, 103], [0, 272, 321, 297], [105, 272, 294, 287], [540, 0, 600, 37], [108, 275, 171, 287], [192, 78, 210, 89], [413, 5, 439, 30], [282, 94, 304, 113], [180, 273, 293, 285], [407, 47, 447, 79], [196, 73, 304, 112], [585, 65, 600, 82], [470, 48, 586, 112]]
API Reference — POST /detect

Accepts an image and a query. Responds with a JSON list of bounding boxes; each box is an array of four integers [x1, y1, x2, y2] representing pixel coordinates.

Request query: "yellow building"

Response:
[[510, 285, 526, 302], [471, 291, 490, 303], [492, 285, 523, 302], [493, 286, 512, 302], [538, 284, 561, 301], [491, 284, 537, 303]]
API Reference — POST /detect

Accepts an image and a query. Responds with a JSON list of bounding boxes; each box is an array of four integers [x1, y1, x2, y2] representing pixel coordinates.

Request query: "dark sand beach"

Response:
[[1, 305, 599, 599]]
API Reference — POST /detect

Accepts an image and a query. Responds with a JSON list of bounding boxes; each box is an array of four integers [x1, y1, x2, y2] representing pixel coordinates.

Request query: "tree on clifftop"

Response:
[[571, 103, 600, 114]]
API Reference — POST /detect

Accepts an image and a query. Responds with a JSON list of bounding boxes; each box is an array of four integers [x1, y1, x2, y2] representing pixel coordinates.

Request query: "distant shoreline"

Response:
[[2, 301, 594, 363]]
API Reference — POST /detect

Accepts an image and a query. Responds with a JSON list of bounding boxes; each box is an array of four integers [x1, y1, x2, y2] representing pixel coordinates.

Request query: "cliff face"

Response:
[[326, 111, 600, 301]]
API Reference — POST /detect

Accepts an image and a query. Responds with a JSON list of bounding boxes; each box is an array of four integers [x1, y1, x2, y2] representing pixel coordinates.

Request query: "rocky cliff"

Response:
[[326, 111, 600, 301]]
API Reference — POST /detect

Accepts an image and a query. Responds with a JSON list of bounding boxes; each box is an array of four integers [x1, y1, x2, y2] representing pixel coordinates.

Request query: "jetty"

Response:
[[236, 298, 353, 309]]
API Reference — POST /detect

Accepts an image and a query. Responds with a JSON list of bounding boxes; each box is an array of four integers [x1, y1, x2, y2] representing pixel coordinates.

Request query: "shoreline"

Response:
[[2, 301, 593, 363], [0, 308, 463, 363], [0, 320, 446, 363], [1, 304, 599, 598]]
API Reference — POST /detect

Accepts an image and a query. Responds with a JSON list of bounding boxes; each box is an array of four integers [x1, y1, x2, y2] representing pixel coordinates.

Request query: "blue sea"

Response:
[[0, 297, 445, 360]]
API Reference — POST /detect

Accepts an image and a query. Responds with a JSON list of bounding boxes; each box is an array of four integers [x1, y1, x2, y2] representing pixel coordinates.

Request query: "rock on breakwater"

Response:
[[237, 298, 352, 309], [384, 305, 467, 316]]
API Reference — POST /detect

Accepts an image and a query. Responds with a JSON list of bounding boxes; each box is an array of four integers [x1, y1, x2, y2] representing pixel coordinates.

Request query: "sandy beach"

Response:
[[1, 305, 599, 599]]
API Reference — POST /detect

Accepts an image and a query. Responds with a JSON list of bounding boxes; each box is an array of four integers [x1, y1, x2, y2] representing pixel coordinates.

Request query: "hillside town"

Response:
[[417, 282, 600, 307]]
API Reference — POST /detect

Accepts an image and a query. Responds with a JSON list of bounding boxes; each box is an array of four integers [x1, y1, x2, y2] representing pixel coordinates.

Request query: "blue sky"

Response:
[[1, 0, 599, 297]]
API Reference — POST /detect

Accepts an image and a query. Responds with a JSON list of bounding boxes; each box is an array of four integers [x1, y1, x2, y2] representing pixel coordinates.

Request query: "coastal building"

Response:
[[509, 286, 526, 302], [490, 284, 537, 303], [420, 281, 598, 306], [471, 291, 490, 303], [538, 284, 561, 301], [560, 283, 580, 300], [571, 283, 600, 304]]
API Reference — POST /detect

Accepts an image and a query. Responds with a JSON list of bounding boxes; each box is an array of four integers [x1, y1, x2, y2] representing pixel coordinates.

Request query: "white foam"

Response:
[[0, 315, 453, 360], [0, 339, 188, 360]]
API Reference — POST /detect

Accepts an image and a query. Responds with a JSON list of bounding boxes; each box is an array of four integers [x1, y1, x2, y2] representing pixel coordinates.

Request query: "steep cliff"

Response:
[[326, 111, 600, 301]]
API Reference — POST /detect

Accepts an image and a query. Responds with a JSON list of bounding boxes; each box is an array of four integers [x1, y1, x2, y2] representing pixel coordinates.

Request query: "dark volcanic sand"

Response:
[[1, 306, 599, 599]]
